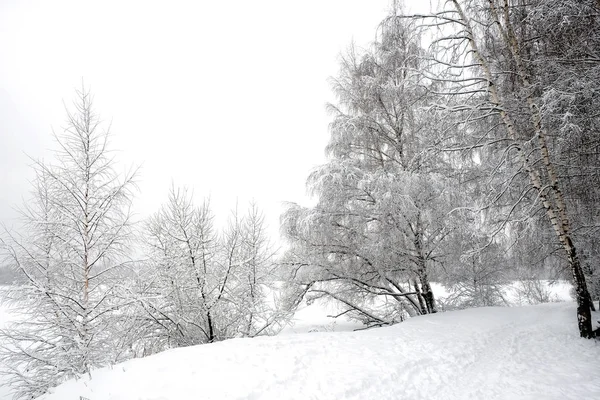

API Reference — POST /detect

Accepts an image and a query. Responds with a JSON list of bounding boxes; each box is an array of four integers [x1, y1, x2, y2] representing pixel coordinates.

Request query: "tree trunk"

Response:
[[413, 220, 436, 314], [419, 274, 437, 314], [413, 279, 428, 315], [565, 238, 594, 338], [206, 310, 215, 342]]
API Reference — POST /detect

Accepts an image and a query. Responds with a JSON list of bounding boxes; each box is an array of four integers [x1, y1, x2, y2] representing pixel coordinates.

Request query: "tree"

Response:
[[528, 0, 600, 311], [133, 188, 288, 352], [0, 87, 138, 398], [232, 202, 286, 337], [281, 13, 465, 326], [408, 0, 599, 337], [139, 187, 219, 347]]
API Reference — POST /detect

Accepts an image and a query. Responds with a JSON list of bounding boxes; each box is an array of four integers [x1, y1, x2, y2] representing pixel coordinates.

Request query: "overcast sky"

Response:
[[0, 0, 430, 241]]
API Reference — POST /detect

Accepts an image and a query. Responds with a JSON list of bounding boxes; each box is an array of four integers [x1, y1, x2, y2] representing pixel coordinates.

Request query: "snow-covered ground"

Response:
[[1, 282, 598, 400], [0, 296, 16, 400], [280, 280, 574, 334], [31, 302, 600, 400]]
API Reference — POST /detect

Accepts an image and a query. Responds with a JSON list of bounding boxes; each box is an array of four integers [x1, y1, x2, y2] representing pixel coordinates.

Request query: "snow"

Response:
[[279, 280, 575, 335], [1, 282, 598, 400], [278, 296, 364, 334], [0, 295, 16, 400], [31, 302, 600, 400]]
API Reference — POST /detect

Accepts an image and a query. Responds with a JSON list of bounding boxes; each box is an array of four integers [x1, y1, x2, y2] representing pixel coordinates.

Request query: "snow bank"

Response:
[[36, 302, 600, 400]]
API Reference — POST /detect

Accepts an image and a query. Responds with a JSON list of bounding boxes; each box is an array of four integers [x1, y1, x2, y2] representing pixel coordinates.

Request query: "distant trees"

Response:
[[131, 187, 289, 353], [0, 87, 137, 398], [0, 264, 22, 285]]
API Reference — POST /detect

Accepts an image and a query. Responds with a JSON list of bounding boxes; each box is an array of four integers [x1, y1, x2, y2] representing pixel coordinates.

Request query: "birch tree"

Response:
[[408, 0, 599, 337], [0, 87, 137, 398], [531, 0, 600, 310]]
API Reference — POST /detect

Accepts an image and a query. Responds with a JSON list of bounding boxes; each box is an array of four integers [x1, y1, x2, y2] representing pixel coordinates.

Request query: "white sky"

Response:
[[0, 0, 430, 242]]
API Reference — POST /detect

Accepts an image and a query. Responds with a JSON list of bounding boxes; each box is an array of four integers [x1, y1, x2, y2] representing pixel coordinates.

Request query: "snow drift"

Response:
[[35, 302, 600, 400]]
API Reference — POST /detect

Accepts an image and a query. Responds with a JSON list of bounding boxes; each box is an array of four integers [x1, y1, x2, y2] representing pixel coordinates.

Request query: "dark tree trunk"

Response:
[[420, 275, 437, 314], [413, 279, 428, 315], [567, 240, 594, 338], [206, 310, 215, 342]]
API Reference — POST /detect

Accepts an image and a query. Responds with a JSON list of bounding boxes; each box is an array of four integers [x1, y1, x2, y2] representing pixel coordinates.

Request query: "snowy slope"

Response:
[[36, 302, 600, 400]]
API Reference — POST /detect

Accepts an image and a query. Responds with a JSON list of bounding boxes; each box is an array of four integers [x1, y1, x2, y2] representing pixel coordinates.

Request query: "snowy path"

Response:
[[37, 303, 600, 400]]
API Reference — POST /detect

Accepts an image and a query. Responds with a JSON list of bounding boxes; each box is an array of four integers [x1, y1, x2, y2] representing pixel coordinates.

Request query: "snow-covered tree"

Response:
[[231, 202, 285, 337], [408, 0, 599, 337], [281, 13, 465, 326], [135, 187, 219, 347], [0, 87, 137, 398], [133, 188, 288, 352], [529, 0, 600, 311]]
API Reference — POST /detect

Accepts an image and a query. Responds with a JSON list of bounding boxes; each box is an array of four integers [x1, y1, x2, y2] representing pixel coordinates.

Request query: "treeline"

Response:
[[1, 0, 599, 398]]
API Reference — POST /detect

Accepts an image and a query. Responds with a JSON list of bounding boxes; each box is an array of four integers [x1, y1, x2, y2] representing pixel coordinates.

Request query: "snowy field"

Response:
[[1, 282, 599, 400], [33, 303, 600, 400]]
